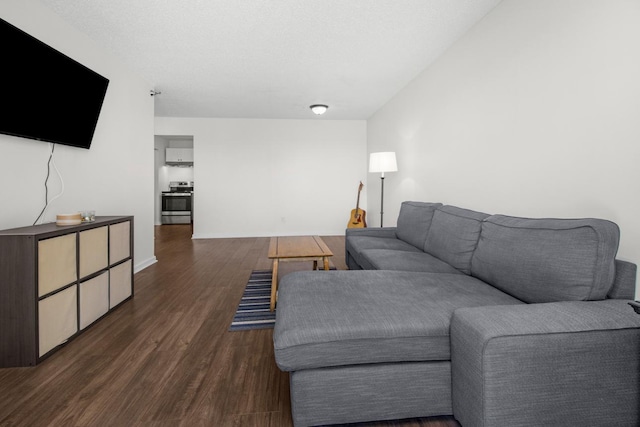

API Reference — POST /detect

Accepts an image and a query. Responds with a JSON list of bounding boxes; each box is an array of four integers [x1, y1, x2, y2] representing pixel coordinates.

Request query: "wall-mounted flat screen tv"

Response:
[[0, 18, 109, 149]]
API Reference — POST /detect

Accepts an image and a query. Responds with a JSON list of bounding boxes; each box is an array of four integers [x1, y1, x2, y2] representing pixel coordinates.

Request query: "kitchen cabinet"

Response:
[[165, 147, 193, 165], [0, 216, 134, 367]]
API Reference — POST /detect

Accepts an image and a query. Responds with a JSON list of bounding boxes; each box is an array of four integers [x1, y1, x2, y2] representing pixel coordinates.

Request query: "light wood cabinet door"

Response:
[[79, 226, 108, 279], [79, 272, 109, 329], [110, 260, 132, 309], [38, 286, 77, 356], [38, 234, 77, 297], [109, 221, 130, 264]]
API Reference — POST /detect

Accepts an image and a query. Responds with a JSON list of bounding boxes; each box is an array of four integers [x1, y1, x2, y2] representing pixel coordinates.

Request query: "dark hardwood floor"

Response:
[[0, 225, 460, 426]]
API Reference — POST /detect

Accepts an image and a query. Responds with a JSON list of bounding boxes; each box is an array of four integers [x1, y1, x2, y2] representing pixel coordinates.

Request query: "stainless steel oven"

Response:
[[161, 181, 194, 224]]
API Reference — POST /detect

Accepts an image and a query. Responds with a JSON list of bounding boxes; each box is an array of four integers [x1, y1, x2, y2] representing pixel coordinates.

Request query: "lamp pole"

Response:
[[380, 173, 385, 227], [369, 152, 397, 228]]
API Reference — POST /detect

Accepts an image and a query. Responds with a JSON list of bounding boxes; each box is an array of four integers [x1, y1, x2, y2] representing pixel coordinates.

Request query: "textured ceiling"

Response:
[[39, 0, 501, 119]]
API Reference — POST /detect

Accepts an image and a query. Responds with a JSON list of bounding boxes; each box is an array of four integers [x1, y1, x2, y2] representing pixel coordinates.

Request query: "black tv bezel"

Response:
[[0, 17, 110, 149]]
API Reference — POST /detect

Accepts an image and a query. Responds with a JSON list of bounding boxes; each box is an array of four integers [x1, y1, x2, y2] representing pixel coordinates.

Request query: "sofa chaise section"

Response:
[[274, 270, 523, 426], [274, 270, 524, 371]]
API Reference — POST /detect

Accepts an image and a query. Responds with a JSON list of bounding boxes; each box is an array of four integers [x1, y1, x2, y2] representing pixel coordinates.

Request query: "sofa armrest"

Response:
[[608, 259, 637, 300], [451, 300, 640, 427], [345, 227, 397, 239]]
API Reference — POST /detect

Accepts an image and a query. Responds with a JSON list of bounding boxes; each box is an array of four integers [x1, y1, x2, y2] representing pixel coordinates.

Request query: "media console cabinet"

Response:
[[0, 216, 133, 367]]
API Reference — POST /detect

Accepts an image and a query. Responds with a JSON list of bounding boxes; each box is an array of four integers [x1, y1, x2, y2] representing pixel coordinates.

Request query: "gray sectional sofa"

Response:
[[273, 202, 640, 426]]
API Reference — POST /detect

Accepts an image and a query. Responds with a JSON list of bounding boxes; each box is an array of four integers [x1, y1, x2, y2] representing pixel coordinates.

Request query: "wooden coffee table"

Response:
[[267, 236, 333, 311]]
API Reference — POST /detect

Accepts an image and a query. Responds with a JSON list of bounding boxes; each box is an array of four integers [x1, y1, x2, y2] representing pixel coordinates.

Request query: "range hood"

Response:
[[165, 147, 193, 166]]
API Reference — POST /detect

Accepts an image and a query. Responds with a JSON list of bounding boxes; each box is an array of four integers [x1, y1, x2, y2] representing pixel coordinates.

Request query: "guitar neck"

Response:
[[355, 191, 361, 212]]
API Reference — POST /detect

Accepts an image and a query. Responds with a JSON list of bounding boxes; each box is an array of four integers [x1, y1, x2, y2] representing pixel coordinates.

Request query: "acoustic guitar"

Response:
[[347, 181, 367, 228]]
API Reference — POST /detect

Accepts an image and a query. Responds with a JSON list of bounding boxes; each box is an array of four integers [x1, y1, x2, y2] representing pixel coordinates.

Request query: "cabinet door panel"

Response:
[[110, 260, 132, 308], [79, 272, 109, 329], [165, 147, 193, 162], [109, 221, 130, 264], [38, 286, 77, 357], [38, 234, 77, 297], [180, 148, 194, 162], [79, 226, 108, 279]]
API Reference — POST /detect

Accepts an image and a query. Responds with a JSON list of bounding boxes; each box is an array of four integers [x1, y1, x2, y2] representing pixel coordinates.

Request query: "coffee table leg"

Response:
[[270, 259, 279, 311], [323, 256, 330, 271], [313, 260, 318, 270]]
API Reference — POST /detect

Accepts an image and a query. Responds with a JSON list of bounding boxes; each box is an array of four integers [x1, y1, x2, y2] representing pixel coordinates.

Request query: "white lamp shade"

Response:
[[369, 152, 398, 173]]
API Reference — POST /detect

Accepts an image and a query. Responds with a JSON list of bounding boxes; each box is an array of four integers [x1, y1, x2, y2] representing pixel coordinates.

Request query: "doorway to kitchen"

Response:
[[154, 135, 194, 237]]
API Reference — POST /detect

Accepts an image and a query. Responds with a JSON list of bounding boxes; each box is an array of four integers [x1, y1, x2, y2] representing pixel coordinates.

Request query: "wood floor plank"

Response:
[[0, 225, 459, 427]]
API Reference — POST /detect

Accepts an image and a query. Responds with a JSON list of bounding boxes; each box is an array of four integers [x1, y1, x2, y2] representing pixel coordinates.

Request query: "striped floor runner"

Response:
[[229, 267, 336, 331], [229, 270, 276, 331]]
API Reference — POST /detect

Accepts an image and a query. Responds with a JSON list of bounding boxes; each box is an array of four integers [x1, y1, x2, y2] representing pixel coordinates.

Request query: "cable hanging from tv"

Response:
[[33, 143, 65, 226]]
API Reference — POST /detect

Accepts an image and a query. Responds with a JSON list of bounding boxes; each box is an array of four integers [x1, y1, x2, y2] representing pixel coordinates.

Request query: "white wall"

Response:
[[155, 118, 367, 237], [0, 0, 156, 272], [368, 0, 640, 291]]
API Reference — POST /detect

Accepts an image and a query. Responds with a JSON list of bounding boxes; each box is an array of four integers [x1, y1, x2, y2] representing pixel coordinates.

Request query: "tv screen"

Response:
[[0, 18, 109, 149]]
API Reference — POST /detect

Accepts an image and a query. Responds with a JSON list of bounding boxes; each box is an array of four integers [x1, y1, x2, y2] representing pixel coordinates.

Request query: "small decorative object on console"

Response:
[[56, 213, 82, 226], [80, 210, 95, 222]]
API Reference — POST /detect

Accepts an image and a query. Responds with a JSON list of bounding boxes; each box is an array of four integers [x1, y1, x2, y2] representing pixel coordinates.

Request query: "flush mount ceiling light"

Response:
[[310, 104, 328, 115]]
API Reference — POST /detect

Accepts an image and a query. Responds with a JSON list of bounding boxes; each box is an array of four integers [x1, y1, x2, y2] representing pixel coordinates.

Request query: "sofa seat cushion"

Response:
[[346, 236, 422, 269], [471, 215, 620, 303], [273, 270, 523, 371], [360, 249, 463, 274]]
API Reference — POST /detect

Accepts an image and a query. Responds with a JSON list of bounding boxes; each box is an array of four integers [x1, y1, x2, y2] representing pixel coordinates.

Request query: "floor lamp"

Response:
[[369, 152, 398, 227]]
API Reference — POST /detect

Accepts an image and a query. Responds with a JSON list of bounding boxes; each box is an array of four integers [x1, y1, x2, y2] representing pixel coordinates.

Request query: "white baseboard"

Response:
[[134, 256, 158, 273], [191, 231, 344, 239]]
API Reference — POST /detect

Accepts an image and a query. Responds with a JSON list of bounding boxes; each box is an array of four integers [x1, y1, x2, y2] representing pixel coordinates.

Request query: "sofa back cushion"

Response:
[[424, 206, 490, 274], [396, 202, 442, 249], [471, 215, 620, 303]]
